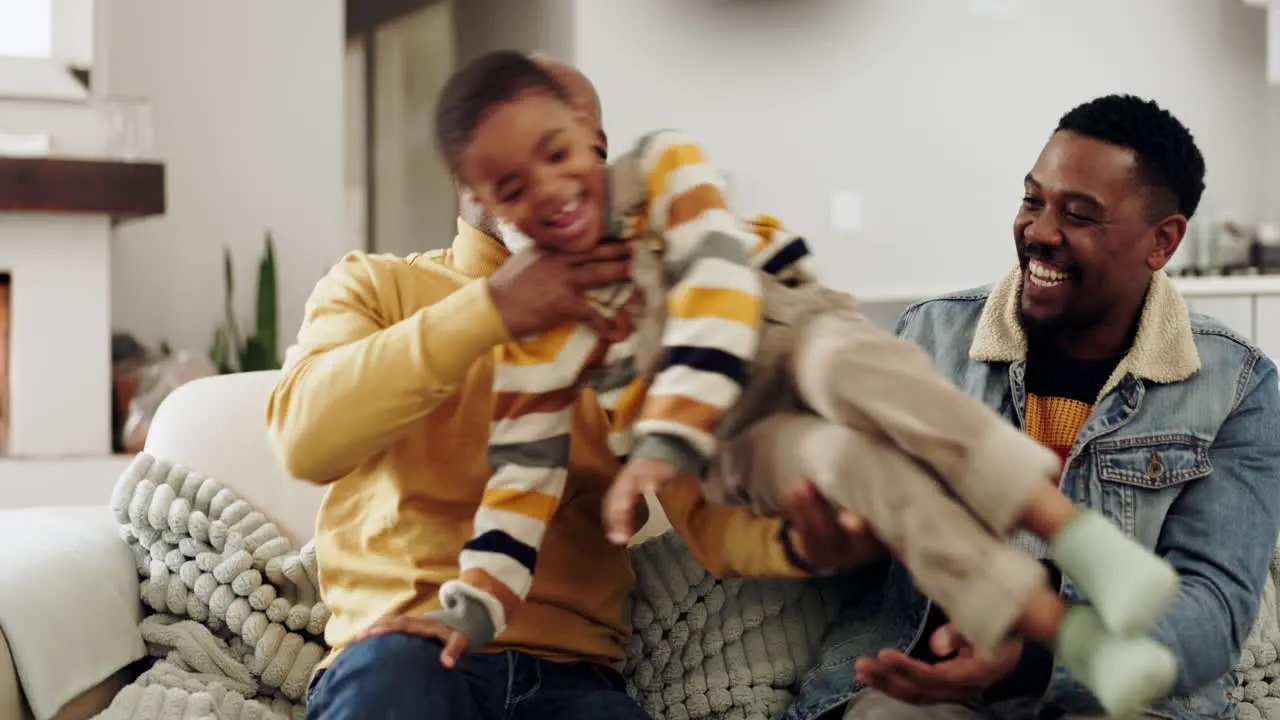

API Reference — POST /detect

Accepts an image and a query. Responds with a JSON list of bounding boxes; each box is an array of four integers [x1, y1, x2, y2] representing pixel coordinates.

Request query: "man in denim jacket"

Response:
[[788, 95, 1280, 720]]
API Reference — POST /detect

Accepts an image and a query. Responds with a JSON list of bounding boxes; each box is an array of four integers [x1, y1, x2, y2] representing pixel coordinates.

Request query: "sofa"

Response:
[[0, 370, 677, 719], [5, 371, 1280, 720]]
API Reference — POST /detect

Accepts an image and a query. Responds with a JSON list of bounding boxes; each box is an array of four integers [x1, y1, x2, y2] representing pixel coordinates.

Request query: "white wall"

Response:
[[1268, 86, 1280, 214], [98, 0, 346, 357], [576, 0, 1278, 299]]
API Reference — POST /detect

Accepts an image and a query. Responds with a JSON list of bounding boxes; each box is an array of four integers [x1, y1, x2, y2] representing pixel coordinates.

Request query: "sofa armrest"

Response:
[[0, 506, 145, 720]]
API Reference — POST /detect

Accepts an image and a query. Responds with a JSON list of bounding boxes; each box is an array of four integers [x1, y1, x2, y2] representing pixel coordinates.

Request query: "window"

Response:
[[0, 0, 53, 59], [0, 0, 94, 69]]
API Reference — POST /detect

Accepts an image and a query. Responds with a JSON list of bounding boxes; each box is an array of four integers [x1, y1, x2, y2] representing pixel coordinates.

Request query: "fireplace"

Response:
[[0, 272, 7, 455]]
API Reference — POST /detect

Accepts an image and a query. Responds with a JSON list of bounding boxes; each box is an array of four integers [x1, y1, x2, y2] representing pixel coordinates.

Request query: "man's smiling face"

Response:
[[1013, 130, 1168, 336]]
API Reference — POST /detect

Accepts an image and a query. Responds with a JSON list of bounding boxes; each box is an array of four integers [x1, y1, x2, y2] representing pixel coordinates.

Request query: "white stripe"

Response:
[[672, 256, 762, 296], [608, 429, 636, 457], [473, 506, 552, 549], [646, 366, 743, 410], [438, 580, 509, 633], [486, 465, 568, 497], [458, 549, 534, 598], [603, 333, 638, 367], [632, 418, 716, 458], [493, 325, 598, 393], [661, 315, 759, 361], [596, 384, 629, 411], [490, 409, 572, 446], [649, 162, 728, 233], [661, 208, 756, 266]]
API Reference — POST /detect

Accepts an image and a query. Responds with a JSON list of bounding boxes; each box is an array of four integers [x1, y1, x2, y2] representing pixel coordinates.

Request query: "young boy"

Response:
[[428, 50, 1180, 717]]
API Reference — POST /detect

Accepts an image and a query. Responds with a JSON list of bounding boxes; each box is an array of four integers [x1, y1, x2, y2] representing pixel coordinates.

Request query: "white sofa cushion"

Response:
[[0, 505, 146, 719]]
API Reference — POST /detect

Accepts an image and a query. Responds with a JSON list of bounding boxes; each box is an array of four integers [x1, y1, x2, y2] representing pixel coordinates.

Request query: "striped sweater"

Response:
[[432, 131, 814, 648]]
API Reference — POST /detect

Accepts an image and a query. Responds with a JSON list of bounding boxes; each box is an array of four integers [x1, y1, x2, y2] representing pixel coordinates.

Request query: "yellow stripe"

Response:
[[642, 394, 723, 434], [749, 214, 782, 253], [480, 488, 560, 523], [609, 378, 650, 431], [668, 286, 762, 326], [668, 184, 729, 229], [647, 142, 707, 200], [500, 324, 578, 367]]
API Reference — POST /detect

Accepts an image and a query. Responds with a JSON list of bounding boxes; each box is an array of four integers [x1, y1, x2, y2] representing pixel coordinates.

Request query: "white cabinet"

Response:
[[1186, 295, 1255, 340], [861, 276, 1280, 362], [1254, 296, 1280, 360]]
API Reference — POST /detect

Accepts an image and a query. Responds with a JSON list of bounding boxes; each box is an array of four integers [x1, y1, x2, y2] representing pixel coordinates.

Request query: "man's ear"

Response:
[[1146, 215, 1187, 272]]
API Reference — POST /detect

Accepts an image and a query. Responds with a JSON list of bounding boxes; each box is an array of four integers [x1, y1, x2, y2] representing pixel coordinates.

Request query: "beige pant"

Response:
[[707, 280, 1059, 655]]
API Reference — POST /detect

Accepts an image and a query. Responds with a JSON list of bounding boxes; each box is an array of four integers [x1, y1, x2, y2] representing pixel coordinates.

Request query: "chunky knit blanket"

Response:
[[95, 454, 328, 720], [1229, 548, 1280, 720], [621, 532, 849, 720]]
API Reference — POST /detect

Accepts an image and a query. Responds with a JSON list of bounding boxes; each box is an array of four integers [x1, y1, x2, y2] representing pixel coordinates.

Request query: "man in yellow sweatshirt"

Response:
[[268, 57, 879, 720]]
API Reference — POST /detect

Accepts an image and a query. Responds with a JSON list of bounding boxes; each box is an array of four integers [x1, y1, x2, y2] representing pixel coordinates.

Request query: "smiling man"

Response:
[[827, 95, 1280, 719]]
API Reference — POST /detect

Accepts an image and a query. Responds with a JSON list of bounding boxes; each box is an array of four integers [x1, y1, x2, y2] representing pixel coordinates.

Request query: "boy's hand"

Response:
[[356, 615, 471, 669], [604, 456, 679, 545]]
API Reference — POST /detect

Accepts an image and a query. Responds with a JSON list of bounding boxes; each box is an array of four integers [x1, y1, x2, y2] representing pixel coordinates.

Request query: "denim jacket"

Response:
[[785, 269, 1280, 720]]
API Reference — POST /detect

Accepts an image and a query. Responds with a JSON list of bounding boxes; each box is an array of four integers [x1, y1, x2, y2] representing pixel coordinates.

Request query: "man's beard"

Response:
[[494, 218, 535, 253], [1015, 284, 1101, 343]]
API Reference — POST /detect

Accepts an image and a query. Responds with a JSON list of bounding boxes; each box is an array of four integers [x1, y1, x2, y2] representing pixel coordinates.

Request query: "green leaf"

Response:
[[222, 245, 243, 355], [256, 231, 279, 369]]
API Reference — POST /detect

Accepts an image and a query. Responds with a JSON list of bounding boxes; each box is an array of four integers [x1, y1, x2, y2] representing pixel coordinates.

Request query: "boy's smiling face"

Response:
[[458, 90, 608, 254]]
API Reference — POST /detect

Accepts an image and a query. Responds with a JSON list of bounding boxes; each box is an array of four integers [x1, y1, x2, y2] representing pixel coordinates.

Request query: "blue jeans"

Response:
[[304, 632, 650, 720]]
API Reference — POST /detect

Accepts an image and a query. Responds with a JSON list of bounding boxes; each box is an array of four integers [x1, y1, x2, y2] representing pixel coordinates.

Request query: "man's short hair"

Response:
[[434, 50, 573, 175], [1056, 94, 1207, 221]]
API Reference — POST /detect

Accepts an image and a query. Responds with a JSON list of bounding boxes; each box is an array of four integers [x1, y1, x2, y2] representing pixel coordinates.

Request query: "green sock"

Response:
[[1048, 509, 1178, 636], [1054, 606, 1177, 718]]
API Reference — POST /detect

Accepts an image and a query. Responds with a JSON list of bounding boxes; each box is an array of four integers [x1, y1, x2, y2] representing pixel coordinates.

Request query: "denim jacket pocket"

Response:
[[1087, 434, 1213, 556]]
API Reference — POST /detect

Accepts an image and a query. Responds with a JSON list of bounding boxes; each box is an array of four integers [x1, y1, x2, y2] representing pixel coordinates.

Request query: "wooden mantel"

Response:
[[0, 156, 165, 223]]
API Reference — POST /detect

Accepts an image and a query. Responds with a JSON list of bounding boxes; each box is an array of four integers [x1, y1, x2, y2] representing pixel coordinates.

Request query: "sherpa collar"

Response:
[[969, 267, 1201, 399]]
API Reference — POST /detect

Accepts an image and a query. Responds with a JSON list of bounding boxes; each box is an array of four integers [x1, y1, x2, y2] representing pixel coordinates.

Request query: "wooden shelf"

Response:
[[0, 156, 165, 223]]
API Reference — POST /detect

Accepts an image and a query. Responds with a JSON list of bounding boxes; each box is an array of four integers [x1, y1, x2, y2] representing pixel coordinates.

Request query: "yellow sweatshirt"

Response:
[[266, 219, 806, 668]]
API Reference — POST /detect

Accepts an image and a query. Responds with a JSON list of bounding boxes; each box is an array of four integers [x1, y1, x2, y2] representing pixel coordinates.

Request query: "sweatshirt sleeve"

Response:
[[266, 252, 509, 482], [655, 476, 807, 579], [628, 130, 764, 474]]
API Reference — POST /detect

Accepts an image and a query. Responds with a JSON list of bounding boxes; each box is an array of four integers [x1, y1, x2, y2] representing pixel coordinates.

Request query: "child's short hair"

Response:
[[434, 50, 573, 175]]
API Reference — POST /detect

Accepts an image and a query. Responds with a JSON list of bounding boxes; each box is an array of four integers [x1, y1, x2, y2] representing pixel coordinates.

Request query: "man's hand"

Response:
[[854, 624, 1021, 705], [604, 456, 679, 545], [782, 478, 887, 572], [489, 241, 633, 340], [356, 615, 471, 670]]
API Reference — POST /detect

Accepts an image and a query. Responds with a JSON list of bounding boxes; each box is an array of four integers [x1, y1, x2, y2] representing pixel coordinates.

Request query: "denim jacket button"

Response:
[[1147, 451, 1165, 480]]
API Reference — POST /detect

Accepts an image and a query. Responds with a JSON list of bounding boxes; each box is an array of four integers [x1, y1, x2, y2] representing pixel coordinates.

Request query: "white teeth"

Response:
[[550, 199, 581, 223], [1028, 259, 1068, 288]]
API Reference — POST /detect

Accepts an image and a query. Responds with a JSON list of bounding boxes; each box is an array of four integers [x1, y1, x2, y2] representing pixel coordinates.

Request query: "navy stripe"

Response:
[[760, 236, 811, 276], [658, 346, 748, 385], [464, 529, 539, 572]]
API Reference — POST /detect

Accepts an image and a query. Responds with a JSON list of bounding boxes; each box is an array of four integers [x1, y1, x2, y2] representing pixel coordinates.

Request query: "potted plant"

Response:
[[210, 232, 280, 374]]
